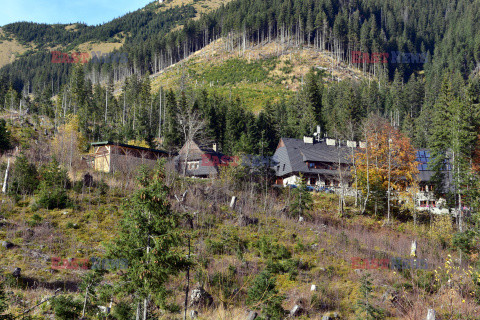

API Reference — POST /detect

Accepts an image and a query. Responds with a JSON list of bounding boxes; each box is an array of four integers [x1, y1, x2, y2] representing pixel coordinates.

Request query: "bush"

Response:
[[414, 271, 437, 294], [429, 215, 454, 248], [253, 236, 291, 260], [52, 295, 82, 320], [36, 186, 70, 209], [247, 270, 285, 319], [266, 259, 299, 280], [66, 222, 79, 229], [9, 154, 38, 195], [205, 229, 247, 258], [452, 230, 477, 255], [35, 159, 71, 209], [210, 265, 238, 302], [311, 288, 338, 312], [72, 181, 84, 193], [0, 281, 12, 319], [27, 213, 42, 227], [96, 179, 109, 196], [38, 159, 70, 189]]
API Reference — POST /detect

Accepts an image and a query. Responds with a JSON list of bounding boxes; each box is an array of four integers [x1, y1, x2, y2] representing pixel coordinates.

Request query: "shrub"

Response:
[[52, 295, 82, 320], [311, 286, 339, 312], [96, 179, 109, 196], [452, 230, 477, 255], [429, 215, 454, 248], [265, 258, 305, 280], [253, 236, 291, 260], [415, 271, 437, 293], [205, 229, 247, 258], [9, 154, 38, 195], [36, 186, 70, 209], [27, 213, 42, 227], [247, 270, 285, 319], [66, 222, 79, 229], [35, 159, 70, 209], [72, 181, 84, 193], [289, 174, 313, 218], [355, 274, 385, 319], [210, 265, 238, 303], [0, 281, 12, 319], [38, 158, 70, 189]]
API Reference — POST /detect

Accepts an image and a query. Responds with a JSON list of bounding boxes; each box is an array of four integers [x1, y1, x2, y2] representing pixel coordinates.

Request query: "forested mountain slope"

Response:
[[3, 0, 480, 96]]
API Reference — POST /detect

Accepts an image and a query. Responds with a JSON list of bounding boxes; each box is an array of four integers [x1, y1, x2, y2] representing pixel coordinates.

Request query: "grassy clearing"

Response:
[[150, 38, 368, 112], [0, 29, 31, 68], [155, 0, 236, 20]]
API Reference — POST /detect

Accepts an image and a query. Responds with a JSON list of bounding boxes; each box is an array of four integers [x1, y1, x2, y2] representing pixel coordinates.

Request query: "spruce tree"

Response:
[[247, 270, 285, 319], [163, 89, 181, 149], [107, 160, 190, 315], [0, 120, 10, 153]]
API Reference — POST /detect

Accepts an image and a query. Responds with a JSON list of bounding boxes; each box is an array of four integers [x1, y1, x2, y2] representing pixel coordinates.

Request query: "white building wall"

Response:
[[283, 175, 301, 186]]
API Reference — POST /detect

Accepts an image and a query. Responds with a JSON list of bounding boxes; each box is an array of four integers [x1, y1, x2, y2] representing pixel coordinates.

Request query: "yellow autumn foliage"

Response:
[[51, 115, 87, 168]]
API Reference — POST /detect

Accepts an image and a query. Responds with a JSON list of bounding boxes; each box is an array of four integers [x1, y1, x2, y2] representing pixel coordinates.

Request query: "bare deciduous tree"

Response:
[[177, 109, 206, 176]]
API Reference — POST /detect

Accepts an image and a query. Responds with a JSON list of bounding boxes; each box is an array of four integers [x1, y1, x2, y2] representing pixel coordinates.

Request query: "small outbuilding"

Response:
[[90, 141, 168, 173]]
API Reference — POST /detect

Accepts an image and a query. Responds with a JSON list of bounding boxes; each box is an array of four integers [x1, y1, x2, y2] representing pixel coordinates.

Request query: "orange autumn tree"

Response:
[[354, 114, 418, 220]]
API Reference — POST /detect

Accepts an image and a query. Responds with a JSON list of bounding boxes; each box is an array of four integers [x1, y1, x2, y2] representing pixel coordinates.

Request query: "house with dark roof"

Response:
[[415, 149, 453, 214], [271, 137, 355, 188], [89, 141, 168, 173], [272, 136, 456, 213], [174, 141, 236, 177]]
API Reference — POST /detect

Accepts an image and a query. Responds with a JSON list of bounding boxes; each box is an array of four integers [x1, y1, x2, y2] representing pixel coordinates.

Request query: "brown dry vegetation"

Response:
[[150, 38, 368, 111], [156, 0, 236, 20], [0, 29, 31, 69], [0, 116, 478, 319]]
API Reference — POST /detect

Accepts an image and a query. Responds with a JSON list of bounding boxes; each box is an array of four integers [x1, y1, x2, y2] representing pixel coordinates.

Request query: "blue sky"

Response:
[[0, 0, 150, 26]]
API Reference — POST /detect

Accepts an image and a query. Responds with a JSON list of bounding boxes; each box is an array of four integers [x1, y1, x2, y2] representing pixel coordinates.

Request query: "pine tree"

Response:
[[10, 154, 38, 195], [430, 76, 477, 208], [0, 120, 10, 153], [303, 68, 323, 127], [289, 174, 313, 218], [355, 274, 384, 319], [163, 89, 181, 149], [247, 270, 285, 319], [107, 161, 190, 315]]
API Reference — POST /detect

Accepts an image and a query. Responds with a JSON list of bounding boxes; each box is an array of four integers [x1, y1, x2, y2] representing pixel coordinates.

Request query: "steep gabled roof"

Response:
[[416, 149, 453, 184], [175, 140, 230, 176], [272, 137, 352, 177]]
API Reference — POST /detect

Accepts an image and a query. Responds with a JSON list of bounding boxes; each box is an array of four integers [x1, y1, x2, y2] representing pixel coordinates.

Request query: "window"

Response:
[[309, 162, 314, 168], [309, 178, 316, 185], [283, 164, 285, 171]]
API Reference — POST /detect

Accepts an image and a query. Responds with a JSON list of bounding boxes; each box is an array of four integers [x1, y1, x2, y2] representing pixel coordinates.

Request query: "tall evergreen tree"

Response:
[[107, 161, 190, 315]]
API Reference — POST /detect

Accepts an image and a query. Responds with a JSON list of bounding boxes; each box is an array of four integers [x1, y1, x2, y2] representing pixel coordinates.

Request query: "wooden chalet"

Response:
[[90, 141, 168, 173]]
